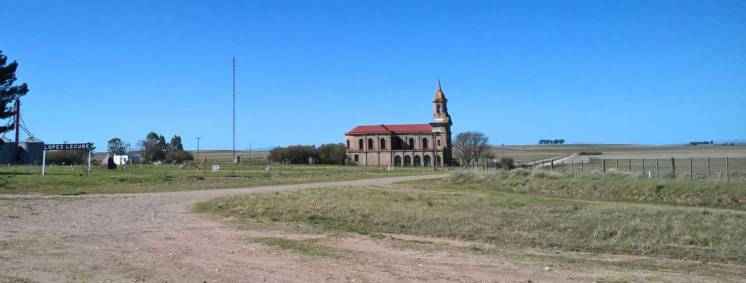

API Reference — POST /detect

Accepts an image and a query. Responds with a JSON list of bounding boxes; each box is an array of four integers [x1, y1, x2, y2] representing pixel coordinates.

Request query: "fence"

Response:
[[539, 157, 746, 181]]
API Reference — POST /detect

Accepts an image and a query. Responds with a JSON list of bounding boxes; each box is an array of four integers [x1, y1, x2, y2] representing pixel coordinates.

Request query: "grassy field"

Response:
[[0, 164, 439, 194], [195, 170, 746, 267]]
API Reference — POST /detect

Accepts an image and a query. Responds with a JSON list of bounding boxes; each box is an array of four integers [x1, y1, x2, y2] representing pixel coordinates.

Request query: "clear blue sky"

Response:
[[3, 0, 745, 150]]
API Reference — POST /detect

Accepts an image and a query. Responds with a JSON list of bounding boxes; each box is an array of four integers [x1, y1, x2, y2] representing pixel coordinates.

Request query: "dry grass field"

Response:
[[194, 170, 746, 282]]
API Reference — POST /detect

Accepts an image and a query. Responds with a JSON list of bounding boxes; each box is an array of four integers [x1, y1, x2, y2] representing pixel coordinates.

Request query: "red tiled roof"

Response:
[[346, 124, 433, 135]]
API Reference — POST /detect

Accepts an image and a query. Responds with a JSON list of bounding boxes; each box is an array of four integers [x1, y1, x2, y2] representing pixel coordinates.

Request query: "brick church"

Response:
[[345, 81, 453, 167]]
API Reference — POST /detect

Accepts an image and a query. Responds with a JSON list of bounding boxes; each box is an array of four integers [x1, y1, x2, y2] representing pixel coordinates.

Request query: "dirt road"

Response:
[[0, 175, 708, 282]]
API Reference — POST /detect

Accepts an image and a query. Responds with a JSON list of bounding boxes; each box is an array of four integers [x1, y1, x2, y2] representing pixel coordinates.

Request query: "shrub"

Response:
[[46, 150, 87, 165], [318, 143, 346, 165], [269, 145, 320, 164], [165, 150, 194, 163], [499, 158, 515, 170]]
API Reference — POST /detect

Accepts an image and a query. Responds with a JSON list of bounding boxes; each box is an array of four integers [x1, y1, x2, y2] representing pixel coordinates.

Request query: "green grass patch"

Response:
[[249, 237, 343, 258], [428, 170, 746, 210], [0, 164, 441, 194]]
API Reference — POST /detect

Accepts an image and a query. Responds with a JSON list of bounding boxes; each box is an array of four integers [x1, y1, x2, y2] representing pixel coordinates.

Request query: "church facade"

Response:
[[345, 82, 453, 167]]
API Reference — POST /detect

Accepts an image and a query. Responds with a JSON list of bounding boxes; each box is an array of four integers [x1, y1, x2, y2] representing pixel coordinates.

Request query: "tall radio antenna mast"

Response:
[[232, 57, 236, 161]]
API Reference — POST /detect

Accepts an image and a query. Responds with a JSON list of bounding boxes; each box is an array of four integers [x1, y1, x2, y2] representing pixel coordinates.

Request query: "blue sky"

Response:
[[3, 0, 745, 149]]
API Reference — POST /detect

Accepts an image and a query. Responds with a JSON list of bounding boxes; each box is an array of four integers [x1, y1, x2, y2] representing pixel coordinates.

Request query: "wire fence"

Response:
[[535, 157, 746, 181]]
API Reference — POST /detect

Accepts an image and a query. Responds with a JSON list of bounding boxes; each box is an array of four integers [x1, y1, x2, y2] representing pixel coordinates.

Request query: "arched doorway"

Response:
[[423, 155, 431, 167], [404, 156, 412, 167], [414, 155, 421, 167], [394, 156, 402, 167]]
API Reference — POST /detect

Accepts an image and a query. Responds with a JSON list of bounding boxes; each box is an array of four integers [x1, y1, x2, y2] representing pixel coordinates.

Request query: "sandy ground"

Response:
[[0, 175, 741, 282]]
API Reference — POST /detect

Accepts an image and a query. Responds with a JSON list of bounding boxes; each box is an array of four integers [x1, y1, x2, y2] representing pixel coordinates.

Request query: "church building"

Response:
[[345, 81, 453, 167]]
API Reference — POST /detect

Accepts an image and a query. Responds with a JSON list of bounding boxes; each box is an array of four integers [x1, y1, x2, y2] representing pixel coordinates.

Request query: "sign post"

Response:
[[41, 150, 46, 176], [41, 143, 94, 176]]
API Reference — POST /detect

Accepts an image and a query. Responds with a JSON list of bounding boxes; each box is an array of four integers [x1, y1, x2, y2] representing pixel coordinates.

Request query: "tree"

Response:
[[107, 138, 127, 155], [268, 145, 319, 164], [165, 149, 193, 163], [318, 143, 346, 165], [453, 131, 490, 166], [139, 132, 166, 162], [0, 51, 29, 134], [169, 135, 183, 151]]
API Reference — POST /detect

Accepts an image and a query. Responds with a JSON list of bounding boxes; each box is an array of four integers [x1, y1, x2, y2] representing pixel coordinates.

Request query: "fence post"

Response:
[[690, 157, 693, 180], [707, 157, 711, 180], [571, 159, 575, 175], [616, 159, 619, 169], [581, 160, 584, 173], [656, 158, 659, 178], [641, 159, 645, 177], [726, 156, 729, 183], [671, 157, 676, 178], [602, 159, 606, 174], [551, 160, 554, 171], [628, 159, 632, 172]]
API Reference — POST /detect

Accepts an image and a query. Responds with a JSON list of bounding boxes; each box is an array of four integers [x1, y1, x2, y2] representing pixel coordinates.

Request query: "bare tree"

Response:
[[453, 131, 490, 167]]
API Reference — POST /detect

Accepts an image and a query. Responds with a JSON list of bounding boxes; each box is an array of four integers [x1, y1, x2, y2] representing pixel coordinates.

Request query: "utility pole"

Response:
[[196, 137, 202, 159], [232, 57, 236, 162], [14, 99, 20, 164]]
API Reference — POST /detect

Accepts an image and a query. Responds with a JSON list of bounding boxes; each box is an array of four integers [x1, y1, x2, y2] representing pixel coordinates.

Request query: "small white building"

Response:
[[113, 155, 140, 165]]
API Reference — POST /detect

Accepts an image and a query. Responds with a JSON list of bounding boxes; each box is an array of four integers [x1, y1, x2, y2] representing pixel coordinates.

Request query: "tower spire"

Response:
[[434, 79, 446, 102]]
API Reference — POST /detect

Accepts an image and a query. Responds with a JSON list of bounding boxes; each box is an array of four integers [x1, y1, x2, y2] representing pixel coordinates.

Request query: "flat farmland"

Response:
[[495, 144, 746, 162]]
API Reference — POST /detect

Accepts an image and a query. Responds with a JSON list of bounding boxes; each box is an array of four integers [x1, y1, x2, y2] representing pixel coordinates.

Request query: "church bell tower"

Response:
[[430, 80, 453, 166]]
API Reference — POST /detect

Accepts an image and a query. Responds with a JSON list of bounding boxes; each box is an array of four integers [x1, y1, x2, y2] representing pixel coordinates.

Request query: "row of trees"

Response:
[[138, 132, 193, 163], [106, 132, 194, 163], [539, 139, 565, 145], [268, 144, 346, 165]]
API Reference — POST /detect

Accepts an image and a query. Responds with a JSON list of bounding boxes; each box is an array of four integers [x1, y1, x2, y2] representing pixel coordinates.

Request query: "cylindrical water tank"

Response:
[[20, 137, 44, 165], [0, 137, 14, 164]]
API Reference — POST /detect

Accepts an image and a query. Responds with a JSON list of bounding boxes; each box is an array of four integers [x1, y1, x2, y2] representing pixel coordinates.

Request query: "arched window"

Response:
[[368, 138, 374, 150], [394, 156, 402, 166], [394, 137, 403, 150], [422, 138, 428, 149], [346, 140, 350, 149], [437, 105, 442, 113], [358, 139, 364, 150], [424, 155, 431, 167], [404, 156, 412, 167], [408, 138, 415, 149], [414, 155, 421, 166], [437, 138, 441, 146], [380, 138, 386, 150]]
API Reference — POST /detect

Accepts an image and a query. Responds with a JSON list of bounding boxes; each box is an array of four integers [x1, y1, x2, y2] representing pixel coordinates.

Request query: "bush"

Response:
[[165, 150, 194, 163], [318, 143, 346, 165], [46, 150, 87, 165], [499, 158, 515, 170], [269, 145, 319, 164]]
